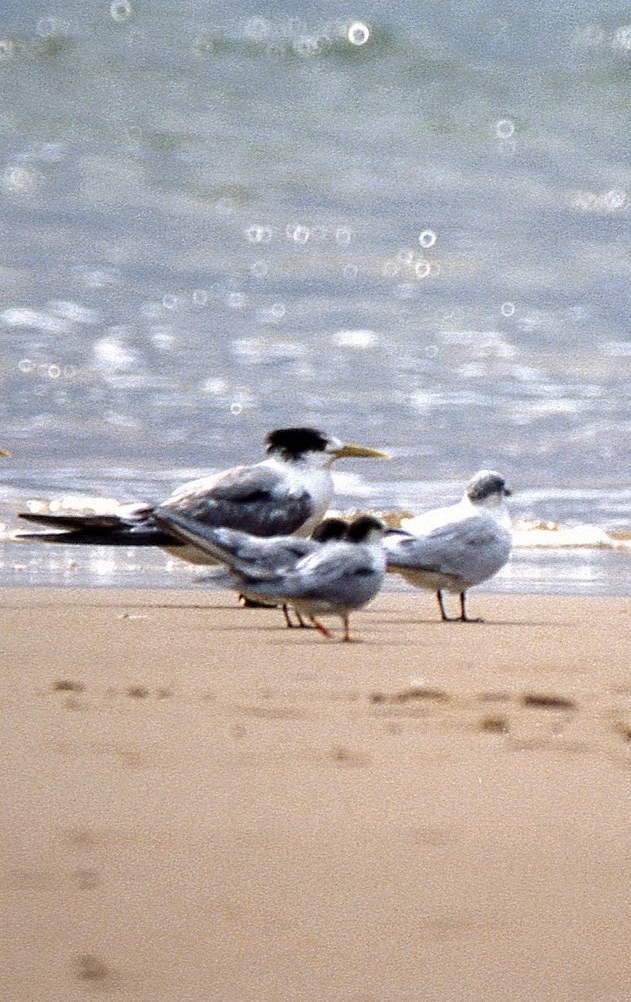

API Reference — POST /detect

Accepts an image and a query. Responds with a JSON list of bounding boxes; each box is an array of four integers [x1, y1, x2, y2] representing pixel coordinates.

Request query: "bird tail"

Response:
[[15, 512, 177, 546], [152, 508, 239, 564]]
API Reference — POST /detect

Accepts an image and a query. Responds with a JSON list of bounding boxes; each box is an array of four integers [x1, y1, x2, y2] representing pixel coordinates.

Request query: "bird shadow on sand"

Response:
[[372, 614, 560, 628]]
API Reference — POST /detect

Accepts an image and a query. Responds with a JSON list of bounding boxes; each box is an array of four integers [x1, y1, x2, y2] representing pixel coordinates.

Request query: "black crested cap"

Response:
[[467, 471, 511, 501], [311, 517, 348, 543], [265, 427, 330, 457], [346, 515, 385, 542]]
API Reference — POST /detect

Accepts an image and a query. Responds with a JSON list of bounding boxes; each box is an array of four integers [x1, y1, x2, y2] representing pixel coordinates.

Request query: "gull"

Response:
[[383, 470, 512, 622], [16, 427, 387, 564], [155, 509, 387, 642]]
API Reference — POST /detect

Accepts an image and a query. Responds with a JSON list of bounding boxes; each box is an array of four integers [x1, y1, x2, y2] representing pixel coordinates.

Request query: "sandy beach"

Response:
[[2, 588, 630, 1001]]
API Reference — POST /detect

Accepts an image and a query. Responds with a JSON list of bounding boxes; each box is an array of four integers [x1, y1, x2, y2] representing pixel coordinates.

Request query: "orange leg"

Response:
[[309, 616, 334, 639]]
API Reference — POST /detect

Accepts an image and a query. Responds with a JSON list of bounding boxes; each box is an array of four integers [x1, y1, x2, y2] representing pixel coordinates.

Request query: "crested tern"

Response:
[[16, 427, 387, 564], [383, 470, 512, 622], [156, 510, 387, 642]]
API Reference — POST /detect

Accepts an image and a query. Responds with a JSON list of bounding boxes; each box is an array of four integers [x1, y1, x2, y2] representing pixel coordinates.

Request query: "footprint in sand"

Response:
[[75, 953, 114, 985]]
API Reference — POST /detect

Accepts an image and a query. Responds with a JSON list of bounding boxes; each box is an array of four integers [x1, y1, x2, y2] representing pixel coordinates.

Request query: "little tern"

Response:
[[154, 513, 349, 575], [156, 512, 349, 627], [156, 510, 387, 641], [383, 470, 512, 622], [16, 427, 387, 564]]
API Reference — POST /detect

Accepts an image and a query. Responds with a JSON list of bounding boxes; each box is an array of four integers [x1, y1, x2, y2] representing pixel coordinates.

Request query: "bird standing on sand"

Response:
[[383, 470, 512, 622], [171, 513, 349, 628], [16, 427, 387, 563], [159, 513, 350, 576], [155, 509, 387, 642]]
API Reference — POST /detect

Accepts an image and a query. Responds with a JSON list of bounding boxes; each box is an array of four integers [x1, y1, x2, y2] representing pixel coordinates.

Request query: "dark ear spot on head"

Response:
[[467, 471, 509, 501]]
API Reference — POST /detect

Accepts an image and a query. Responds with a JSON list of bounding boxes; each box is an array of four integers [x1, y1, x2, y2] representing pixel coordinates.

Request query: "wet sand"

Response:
[[2, 588, 630, 1001]]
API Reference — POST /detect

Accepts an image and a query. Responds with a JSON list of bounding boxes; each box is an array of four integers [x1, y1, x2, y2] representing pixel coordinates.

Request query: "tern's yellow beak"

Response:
[[0, 448, 10, 457], [330, 442, 389, 460]]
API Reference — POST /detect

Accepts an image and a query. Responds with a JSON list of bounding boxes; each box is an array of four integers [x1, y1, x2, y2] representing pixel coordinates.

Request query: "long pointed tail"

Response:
[[15, 511, 181, 547]]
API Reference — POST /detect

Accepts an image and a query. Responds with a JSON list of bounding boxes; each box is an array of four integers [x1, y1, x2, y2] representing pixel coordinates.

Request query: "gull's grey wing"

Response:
[[163, 464, 314, 537], [385, 516, 511, 585]]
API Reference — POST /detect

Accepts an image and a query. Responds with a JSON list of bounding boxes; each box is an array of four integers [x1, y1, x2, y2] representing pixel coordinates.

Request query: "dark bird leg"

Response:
[[341, 612, 359, 643], [436, 590, 482, 623], [281, 605, 312, 628], [459, 591, 483, 623], [436, 590, 453, 621]]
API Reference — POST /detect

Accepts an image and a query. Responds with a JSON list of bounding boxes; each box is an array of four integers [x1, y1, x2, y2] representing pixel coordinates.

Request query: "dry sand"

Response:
[[1, 587, 630, 1001]]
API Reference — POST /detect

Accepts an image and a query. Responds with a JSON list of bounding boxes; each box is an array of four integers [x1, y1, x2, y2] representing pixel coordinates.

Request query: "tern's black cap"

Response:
[[265, 427, 330, 457], [311, 517, 348, 543], [346, 515, 385, 542]]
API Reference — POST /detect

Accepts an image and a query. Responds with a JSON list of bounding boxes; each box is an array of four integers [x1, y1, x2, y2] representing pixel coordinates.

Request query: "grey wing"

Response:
[[231, 543, 346, 596], [206, 527, 315, 570], [385, 517, 511, 584], [153, 509, 315, 568], [268, 545, 384, 606], [163, 464, 314, 537]]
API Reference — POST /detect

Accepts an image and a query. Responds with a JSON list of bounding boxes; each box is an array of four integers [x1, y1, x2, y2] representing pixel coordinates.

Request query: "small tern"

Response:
[[383, 470, 512, 622], [156, 510, 387, 642], [16, 427, 387, 564], [162, 512, 349, 628], [157, 513, 349, 575]]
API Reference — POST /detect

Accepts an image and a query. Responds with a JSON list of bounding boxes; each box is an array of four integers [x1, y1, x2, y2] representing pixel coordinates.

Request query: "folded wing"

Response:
[[385, 515, 511, 586]]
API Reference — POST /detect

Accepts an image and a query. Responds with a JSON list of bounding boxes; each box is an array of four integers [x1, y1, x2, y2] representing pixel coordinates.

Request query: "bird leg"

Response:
[[436, 590, 483, 622], [459, 592, 483, 623], [240, 594, 307, 629], [341, 612, 359, 643], [436, 590, 455, 621], [282, 605, 311, 629], [309, 616, 335, 639]]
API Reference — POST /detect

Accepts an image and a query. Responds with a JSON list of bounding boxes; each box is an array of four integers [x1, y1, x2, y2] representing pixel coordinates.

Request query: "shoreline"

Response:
[[2, 590, 630, 1001], [1, 540, 630, 597]]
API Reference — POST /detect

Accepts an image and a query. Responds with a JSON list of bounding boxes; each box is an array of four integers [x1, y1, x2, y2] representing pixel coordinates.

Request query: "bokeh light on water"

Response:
[[495, 119, 515, 139], [110, 1, 134, 24], [346, 22, 370, 46]]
